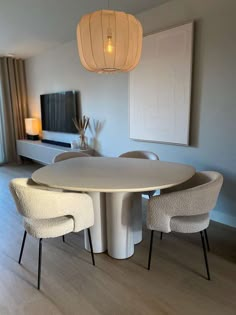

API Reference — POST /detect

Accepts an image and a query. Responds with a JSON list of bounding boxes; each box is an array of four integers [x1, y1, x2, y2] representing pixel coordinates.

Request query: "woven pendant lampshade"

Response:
[[77, 10, 143, 73]]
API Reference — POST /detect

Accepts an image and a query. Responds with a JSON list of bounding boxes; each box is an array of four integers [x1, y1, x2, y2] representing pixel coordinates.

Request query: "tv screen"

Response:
[[40, 91, 79, 133]]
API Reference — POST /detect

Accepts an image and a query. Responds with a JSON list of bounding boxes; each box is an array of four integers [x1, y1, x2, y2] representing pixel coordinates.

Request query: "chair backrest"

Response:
[[165, 171, 223, 214], [163, 171, 222, 195], [53, 151, 90, 163], [10, 178, 94, 232], [181, 171, 222, 211], [9, 178, 85, 219], [10, 178, 61, 219], [119, 150, 159, 160]]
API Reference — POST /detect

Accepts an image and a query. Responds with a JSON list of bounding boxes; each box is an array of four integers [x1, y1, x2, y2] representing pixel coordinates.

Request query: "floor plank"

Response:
[[0, 163, 235, 315]]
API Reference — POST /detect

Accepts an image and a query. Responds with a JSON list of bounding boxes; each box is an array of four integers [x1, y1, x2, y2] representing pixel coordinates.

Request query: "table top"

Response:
[[32, 157, 195, 193]]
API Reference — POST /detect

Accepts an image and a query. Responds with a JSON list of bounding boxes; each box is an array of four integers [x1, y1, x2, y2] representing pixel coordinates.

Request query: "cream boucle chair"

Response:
[[53, 151, 90, 163], [119, 150, 159, 161], [147, 171, 223, 280], [9, 178, 95, 290]]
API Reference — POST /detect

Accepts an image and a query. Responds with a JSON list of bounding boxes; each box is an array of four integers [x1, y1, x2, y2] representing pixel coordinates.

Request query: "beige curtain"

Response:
[[0, 57, 28, 163]]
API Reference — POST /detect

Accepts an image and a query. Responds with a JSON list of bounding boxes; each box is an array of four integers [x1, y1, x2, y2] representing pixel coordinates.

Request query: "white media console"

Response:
[[16, 140, 94, 165]]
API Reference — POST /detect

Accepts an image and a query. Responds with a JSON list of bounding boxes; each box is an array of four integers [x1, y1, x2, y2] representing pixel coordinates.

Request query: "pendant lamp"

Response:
[[77, 10, 143, 73]]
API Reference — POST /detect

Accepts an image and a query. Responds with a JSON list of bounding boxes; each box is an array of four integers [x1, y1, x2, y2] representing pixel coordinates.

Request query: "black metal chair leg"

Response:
[[87, 229, 95, 266], [18, 231, 27, 264], [200, 231, 210, 280], [37, 238, 43, 290], [204, 229, 210, 251], [148, 230, 154, 270], [160, 232, 163, 240], [62, 235, 65, 243]]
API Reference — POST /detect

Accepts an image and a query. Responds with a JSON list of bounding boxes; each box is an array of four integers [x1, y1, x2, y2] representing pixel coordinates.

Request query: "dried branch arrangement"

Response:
[[89, 119, 104, 137], [73, 115, 90, 134]]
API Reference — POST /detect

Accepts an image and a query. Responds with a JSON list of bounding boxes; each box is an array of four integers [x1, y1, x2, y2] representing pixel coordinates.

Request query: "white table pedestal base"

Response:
[[106, 192, 143, 259], [84, 192, 107, 253]]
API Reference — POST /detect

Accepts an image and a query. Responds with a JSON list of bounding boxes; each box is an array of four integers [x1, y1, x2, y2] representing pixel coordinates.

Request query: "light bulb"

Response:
[[104, 28, 114, 54], [106, 36, 113, 53]]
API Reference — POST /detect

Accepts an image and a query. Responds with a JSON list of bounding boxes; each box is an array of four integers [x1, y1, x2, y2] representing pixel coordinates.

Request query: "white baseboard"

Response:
[[210, 211, 236, 228]]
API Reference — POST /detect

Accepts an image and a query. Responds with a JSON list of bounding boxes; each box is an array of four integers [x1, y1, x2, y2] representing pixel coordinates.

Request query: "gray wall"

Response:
[[26, 0, 236, 227]]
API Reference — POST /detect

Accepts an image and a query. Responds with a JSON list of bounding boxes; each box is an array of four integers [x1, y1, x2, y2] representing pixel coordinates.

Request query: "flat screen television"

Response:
[[40, 91, 80, 134]]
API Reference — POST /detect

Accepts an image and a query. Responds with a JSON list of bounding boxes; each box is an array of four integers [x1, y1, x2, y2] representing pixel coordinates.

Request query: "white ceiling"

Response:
[[0, 0, 169, 59]]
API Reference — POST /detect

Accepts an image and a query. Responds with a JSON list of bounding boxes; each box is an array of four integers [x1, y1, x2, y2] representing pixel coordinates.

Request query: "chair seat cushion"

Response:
[[24, 216, 74, 238], [170, 213, 210, 233]]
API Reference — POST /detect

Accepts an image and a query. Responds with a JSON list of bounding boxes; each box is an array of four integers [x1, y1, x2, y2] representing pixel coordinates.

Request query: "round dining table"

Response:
[[32, 157, 195, 259]]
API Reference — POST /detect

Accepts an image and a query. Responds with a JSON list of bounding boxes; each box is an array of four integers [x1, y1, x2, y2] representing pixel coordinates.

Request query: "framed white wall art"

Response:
[[129, 22, 193, 145]]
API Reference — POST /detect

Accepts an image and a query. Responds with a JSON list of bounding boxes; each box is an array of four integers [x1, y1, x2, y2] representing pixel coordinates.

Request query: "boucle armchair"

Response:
[[147, 171, 223, 280], [53, 151, 90, 163], [9, 178, 95, 290], [119, 150, 159, 161]]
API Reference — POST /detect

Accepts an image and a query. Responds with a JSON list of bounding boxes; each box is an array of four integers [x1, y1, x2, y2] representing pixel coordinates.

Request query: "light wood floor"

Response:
[[0, 163, 235, 315]]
